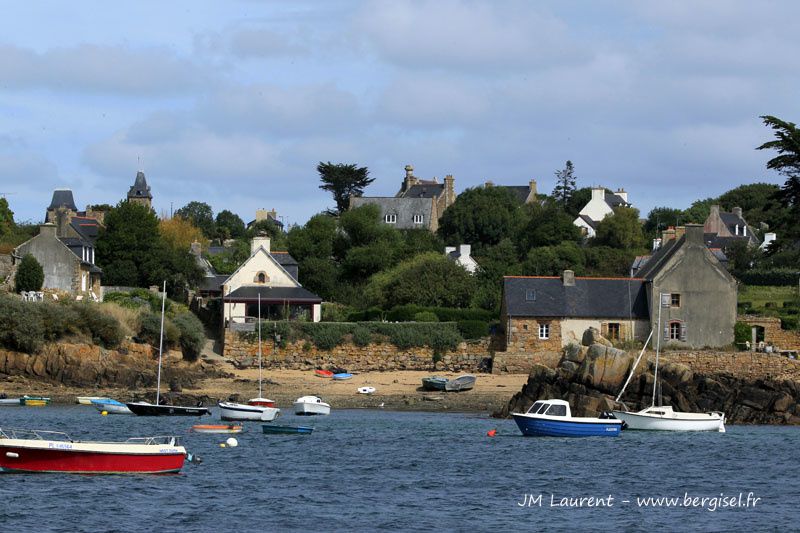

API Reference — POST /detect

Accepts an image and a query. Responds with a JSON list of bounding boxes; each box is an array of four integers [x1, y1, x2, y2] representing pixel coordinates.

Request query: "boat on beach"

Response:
[[511, 399, 623, 437], [0, 427, 187, 474], [91, 398, 133, 415], [444, 374, 476, 392], [357, 386, 376, 395], [421, 376, 448, 391], [293, 395, 331, 416], [191, 424, 243, 434], [332, 373, 353, 381], [262, 424, 314, 435], [314, 369, 334, 378]]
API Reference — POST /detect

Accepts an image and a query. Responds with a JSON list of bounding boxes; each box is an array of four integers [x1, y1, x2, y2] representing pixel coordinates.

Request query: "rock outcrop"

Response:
[[495, 342, 800, 425]]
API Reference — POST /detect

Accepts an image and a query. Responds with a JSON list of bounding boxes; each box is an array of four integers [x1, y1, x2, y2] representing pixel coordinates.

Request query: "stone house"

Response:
[[221, 234, 321, 325], [127, 171, 153, 209], [573, 186, 631, 238], [703, 205, 774, 251], [483, 179, 539, 204], [501, 224, 737, 351], [349, 164, 456, 232]]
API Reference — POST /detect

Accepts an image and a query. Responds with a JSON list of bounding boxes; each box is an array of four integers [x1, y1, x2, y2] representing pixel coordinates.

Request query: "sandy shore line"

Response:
[[1, 367, 529, 414]]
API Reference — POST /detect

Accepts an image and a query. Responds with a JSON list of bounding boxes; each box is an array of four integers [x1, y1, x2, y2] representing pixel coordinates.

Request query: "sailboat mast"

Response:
[[652, 292, 663, 408], [155, 280, 166, 406], [258, 293, 262, 399]]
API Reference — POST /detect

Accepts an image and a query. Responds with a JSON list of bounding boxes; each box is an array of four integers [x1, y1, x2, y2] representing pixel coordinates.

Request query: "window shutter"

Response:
[[680, 323, 687, 342], [663, 324, 669, 341], [601, 323, 608, 336], [661, 293, 671, 308]]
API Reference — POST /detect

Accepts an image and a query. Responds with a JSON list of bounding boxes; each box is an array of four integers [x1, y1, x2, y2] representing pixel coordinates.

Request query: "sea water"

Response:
[[0, 406, 796, 532]]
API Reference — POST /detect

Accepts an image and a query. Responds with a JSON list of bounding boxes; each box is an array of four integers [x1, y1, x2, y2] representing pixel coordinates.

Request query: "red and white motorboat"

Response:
[[0, 427, 187, 474]]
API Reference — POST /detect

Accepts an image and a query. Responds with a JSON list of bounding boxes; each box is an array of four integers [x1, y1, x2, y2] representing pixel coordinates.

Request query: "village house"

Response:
[[572, 186, 631, 238], [349, 164, 456, 232], [483, 179, 539, 204], [501, 224, 737, 352], [445, 244, 479, 274], [703, 205, 776, 250]]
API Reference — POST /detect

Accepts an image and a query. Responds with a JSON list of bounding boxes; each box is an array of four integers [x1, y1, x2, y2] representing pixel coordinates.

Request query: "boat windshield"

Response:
[[528, 401, 545, 414], [545, 404, 567, 417]]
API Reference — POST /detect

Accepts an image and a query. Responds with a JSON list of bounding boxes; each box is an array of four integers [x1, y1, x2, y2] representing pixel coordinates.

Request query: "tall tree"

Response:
[[551, 160, 577, 208], [160, 217, 205, 252], [0, 197, 14, 238], [317, 161, 373, 215], [215, 210, 246, 239], [644, 207, 684, 238], [95, 201, 162, 287], [757, 115, 800, 239], [175, 201, 216, 238], [517, 199, 582, 251], [437, 186, 523, 252], [15, 254, 44, 292], [593, 207, 647, 250]]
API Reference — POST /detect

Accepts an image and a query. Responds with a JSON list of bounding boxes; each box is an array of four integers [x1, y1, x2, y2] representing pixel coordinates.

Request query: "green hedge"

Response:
[[734, 321, 751, 348], [457, 320, 490, 339], [736, 269, 800, 286], [173, 312, 206, 361], [781, 316, 799, 331]]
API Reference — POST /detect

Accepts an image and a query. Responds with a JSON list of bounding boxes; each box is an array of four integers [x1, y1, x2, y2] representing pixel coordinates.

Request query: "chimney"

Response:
[[190, 240, 202, 256], [529, 179, 538, 197], [662, 226, 676, 242], [674, 226, 686, 240], [615, 188, 628, 203], [732, 207, 742, 218], [484, 180, 494, 187], [269, 208, 277, 220], [685, 223, 704, 246], [444, 174, 455, 207], [652, 238, 662, 251], [255, 209, 267, 222], [445, 246, 456, 256], [459, 244, 471, 257], [251, 233, 271, 254], [403, 164, 416, 192], [562, 269, 575, 287], [39, 223, 57, 239], [591, 187, 605, 201]]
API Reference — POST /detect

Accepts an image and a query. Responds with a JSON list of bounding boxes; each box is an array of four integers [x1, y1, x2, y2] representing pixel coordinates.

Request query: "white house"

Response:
[[573, 187, 631, 238], [445, 244, 479, 274], [221, 235, 321, 324]]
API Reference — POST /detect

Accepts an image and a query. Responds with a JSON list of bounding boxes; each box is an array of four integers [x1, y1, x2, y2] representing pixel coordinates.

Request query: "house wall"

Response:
[[573, 217, 596, 238], [223, 248, 301, 323], [650, 241, 737, 349], [577, 188, 613, 223], [560, 318, 650, 346], [739, 316, 800, 350], [505, 317, 562, 353], [15, 228, 79, 292]]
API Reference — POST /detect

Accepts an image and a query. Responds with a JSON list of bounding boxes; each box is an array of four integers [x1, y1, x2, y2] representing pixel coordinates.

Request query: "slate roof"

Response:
[[401, 183, 444, 199], [246, 217, 284, 230], [271, 251, 298, 266], [577, 214, 597, 229], [634, 236, 682, 280], [223, 285, 322, 303], [604, 192, 629, 208], [350, 197, 433, 229], [199, 274, 229, 293], [70, 217, 101, 242], [503, 276, 649, 319], [48, 189, 77, 211], [128, 171, 152, 199]]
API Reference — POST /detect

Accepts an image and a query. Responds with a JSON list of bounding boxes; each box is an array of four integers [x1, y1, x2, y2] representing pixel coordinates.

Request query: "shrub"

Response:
[[15, 254, 44, 293], [138, 312, 180, 348], [321, 302, 351, 322], [74, 303, 123, 348], [457, 320, 490, 339], [98, 302, 141, 338], [781, 316, 799, 331], [351, 324, 373, 346], [413, 311, 439, 322], [734, 321, 751, 349], [0, 296, 44, 353], [737, 269, 800, 286], [37, 301, 81, 341], [172, 312, 205, 361]]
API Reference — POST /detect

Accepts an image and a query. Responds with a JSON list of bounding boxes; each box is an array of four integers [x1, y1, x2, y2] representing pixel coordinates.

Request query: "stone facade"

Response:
[[223, 329, 490, 372], [659, 351, 800, 382], [503, 317, 562, 353], [739, 315, 800, 351]]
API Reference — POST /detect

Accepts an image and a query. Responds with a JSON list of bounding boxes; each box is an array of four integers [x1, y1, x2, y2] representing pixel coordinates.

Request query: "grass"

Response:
[[738, 285, 799, 309]]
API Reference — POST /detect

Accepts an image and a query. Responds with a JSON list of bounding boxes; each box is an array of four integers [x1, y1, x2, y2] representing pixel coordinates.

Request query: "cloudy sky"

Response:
[[1, 1, 798, 227]]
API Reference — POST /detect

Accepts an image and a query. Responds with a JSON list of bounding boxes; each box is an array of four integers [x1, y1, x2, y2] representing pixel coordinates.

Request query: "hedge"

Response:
[[457, 320, 490, 339], [736, 269, 800, 286]]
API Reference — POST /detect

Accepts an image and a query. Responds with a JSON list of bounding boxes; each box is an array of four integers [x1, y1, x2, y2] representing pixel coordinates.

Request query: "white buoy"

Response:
[[226, 437, 238, 447]]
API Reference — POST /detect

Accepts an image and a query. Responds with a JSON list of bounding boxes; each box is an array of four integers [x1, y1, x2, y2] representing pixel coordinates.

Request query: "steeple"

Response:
[[127, 171, 152, 208]]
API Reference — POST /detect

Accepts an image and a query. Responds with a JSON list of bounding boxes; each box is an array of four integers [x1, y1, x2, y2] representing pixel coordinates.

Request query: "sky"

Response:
[[1, 0, 798, 227]]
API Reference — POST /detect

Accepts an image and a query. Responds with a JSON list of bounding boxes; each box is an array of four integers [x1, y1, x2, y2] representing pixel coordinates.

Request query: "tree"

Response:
[[593, 207, 647, 250], [15, 254, 44, 292], [160, 217, 205, 252], [551, 160, 577, 208], [682, 198, 715, 225], [516, 199, 582, 251], [174, 201, 216, 238], [0, 197, 14, 238], [437, 186, 523, 252], [717, 183, 785, 228], [317, 161, 373, 215], [215, 210, 246, 240], [564, 186, 592, 218], [521, 241, 585, 276], [644, 207, 684, 238], [757, 115, 800, 240]]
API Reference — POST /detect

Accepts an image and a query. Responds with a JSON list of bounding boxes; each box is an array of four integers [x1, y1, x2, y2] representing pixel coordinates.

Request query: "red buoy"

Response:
[[487, 429, 497, 437]]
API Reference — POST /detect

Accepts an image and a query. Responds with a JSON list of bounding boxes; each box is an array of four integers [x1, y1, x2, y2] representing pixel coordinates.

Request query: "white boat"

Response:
[[91, 398, 133, 415], [357, 387, 376, 395], [77, 396, 110, 405], [293, 396, 331, 416], [612, 295, 726, 432], [0, 398, 21, 406], [217, 294, 281, 422]]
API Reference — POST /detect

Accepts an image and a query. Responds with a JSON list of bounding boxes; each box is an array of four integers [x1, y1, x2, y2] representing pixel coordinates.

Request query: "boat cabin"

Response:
[[526, 399, 571, 417]]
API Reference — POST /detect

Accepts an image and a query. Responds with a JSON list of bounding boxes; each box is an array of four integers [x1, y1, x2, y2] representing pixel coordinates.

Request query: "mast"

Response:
[[651, 292, 663, 408], [155, 280, 166, 406], [258, 293, 262, 398]]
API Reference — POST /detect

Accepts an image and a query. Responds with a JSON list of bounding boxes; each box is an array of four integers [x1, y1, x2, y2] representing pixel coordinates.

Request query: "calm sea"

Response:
[[0, 405, 796, 532]]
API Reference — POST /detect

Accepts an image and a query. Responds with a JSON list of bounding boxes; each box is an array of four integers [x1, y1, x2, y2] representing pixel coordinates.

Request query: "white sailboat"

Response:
[[612, 293, 726, 432], [218, 294, 280, 422]]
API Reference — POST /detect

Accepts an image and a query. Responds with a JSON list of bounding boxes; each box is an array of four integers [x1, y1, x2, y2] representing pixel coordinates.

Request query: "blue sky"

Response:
[[1, 0, 798, 227]]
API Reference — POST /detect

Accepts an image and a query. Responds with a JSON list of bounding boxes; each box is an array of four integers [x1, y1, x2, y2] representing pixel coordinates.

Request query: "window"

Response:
[[255, 271, 270, 284], [670, 322, 680, 340], [671, 293, 681, 307], [412, 214, 424, 224], [538, 323, 550, 340], [384, 214, 397, 224], [607, 323, 620, 340], [545, 404, 567, 416], [525, 289, 536, 301]]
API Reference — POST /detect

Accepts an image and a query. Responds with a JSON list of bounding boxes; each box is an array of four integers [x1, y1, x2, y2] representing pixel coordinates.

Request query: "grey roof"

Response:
[[577, 214, 597, 229], [401, 183, 444, 199], [604, 192, 629, 208], [503, 276, 649, 319], [223, 285, 322, 303], [48, 189, 77, 211], [246, 217, 284, 230], [199, 274, 228, 293], [497, 186, 531, 204], [207, 245, 226, 256], [128, 171, 152, 199], [271, 251, 298, 266], [350, 197, 433, 229], [70, 217, 100, 242], [635, 237, 682, 280]]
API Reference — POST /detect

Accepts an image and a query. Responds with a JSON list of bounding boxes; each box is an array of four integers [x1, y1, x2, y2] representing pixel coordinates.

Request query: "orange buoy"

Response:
[[487, 429, 497, 437]]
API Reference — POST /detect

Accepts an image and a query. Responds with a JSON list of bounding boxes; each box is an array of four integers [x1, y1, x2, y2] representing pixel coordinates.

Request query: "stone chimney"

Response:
[[484, 180, 494, 187], [615, 188, 628, 203], [674, 226, 686, 240], [562, 269, 575, 287], [39, 223, 58, 239], [732, 207, 743, 218], [251, 233, 271, 254], [402, 164, 417, 192], [529, 179, 538, 196], [444, 174, 455, 208], [685, 223, 704, 246], [662, 226, 677, 242], [190, 240, 202, 256]]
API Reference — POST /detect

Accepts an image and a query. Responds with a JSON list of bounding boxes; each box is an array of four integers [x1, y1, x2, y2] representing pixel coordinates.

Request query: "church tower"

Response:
[[127, 171, 153, 209]]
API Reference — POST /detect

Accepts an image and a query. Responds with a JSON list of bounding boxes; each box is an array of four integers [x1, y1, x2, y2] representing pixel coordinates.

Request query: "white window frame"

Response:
[[538, 323, 550, 340], [384, 214, 397, 224], [412, 214, 424, 224]]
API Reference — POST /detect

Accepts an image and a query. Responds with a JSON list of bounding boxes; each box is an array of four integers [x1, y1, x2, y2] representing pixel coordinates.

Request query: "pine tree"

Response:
[[317, 162, 373, 215], [552, 160, 577, 208]]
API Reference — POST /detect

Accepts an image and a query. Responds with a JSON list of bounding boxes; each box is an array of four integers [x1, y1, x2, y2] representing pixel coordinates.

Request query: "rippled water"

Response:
[[1, 405, 796, 532]]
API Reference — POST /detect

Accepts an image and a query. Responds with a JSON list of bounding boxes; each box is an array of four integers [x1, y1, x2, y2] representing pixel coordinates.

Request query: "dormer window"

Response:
[[385, 214, 397, 224]]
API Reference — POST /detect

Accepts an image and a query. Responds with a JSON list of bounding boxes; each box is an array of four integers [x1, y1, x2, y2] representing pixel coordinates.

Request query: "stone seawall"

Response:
[[223, 330, 491, 372]]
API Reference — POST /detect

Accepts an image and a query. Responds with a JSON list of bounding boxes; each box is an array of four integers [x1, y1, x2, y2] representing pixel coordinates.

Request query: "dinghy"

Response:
[[191, 424, 243, 434], [262, 424, 314, 435]]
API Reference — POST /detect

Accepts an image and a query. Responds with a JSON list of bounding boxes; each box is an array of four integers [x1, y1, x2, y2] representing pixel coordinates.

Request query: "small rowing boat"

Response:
[[191, 424, 243, 434], [76, 396, 110, 405], [20, 396, 50, 407], [357, 387, 376, 395], [314, 369, 334, 378], [332, 373, 353, 381], [262, 424, 313, 435]]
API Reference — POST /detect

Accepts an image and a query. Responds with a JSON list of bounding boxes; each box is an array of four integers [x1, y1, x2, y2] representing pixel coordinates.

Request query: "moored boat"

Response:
[[191, 424, 243, 434], [0, 397, 22, 406], [218, 401, 280, 421], [293, 395, 331, 416], [421, 376, 448, 391], [511, 399, 623, 437], [247, 397, 277, 407], [77, 396, 109, 405], [0, 427, 187, 474], [611, 406, 725, 432], [91, 398, 133, 415], [444, 374, 476, 392], [126, 401, 210, 417], [20, 395, 50, 407], [262, 424, 314, 435]]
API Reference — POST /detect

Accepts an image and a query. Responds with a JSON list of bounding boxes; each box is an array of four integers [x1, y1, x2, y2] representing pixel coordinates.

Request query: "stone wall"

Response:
[[660, 351, 800, 382], [491, 351, 561, 374], [223, 329, 491, 372], [505, 317, 562, 353], [739, 315, 800, 350]]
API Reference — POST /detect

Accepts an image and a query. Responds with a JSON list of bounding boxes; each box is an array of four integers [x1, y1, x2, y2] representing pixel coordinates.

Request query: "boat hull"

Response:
[[421, 377, 448, 391], [126, 402, 210, 417], [191, 424, 243, 434], [293, 397, 330, 416], [611, 410, 725, 431], [92, 401, 133, 415], [512, 413, 622, 437], [262, 424, 314, 435], [332, 373, 353, 381], [445, 375, 476, 392], [217, 401, 280, 421], [0, 398, 21, 406], [0, 440, 185, 474]]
